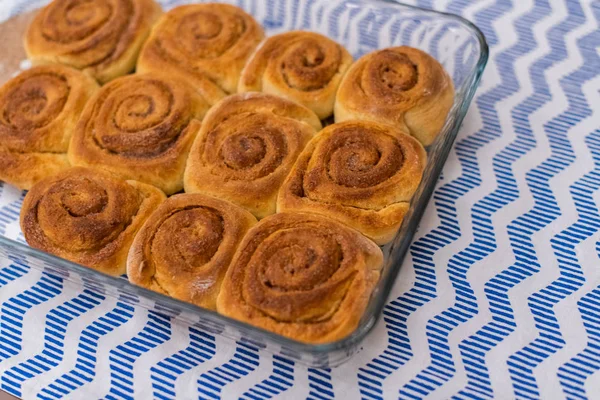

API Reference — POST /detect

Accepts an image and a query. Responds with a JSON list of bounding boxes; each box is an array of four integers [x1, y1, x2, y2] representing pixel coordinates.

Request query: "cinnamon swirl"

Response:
[[24, 0, 162, 83], [20, 167, 165, 276], [217, 212, 384, 343], [335, 46, 454, 146], [68, 73, 211, 195], [137, 3, 264, 101], [277, 120, 427, 244], [184, 92, 322, 218], [127, 193, 257, 310], [0, 64, 98, 190], [238, 31, 353, 119]]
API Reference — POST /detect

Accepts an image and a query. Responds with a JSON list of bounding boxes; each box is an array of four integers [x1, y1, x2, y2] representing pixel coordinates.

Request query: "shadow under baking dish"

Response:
[[0, 0, 488, 367]]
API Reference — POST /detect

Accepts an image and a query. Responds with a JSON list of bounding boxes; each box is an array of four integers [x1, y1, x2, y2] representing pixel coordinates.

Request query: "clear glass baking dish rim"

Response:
[[0, 1, 490, 357]]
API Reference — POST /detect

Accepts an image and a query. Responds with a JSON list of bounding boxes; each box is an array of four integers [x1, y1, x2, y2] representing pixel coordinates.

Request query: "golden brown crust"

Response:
[[0, 64, 98, 190], [68, 73, 210, 195], [137, 3, 264, 100], [277, 120, 426, 244], [216, 212, 383, 343], [238, 31, 353, 119], [334, 46, 454, 146], [20, 167, 165, 276], [184, 93, 322, 218], [127, 193, 257, 310], [24, 0, 162, 84]]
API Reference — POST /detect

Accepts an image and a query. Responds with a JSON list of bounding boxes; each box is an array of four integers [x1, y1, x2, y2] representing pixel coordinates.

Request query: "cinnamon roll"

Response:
[[20, 167, 165, 276], [127, 193, 257, 310], [137, 3, 264, 101], [217, 212, 383, 343], [68, 73, 211, 195], [277, 120, 427, 245], [24, 0, 162, 84], [184, 92, 322, 218], [239, 31, 353, 120], [335, 46, 454, 146], [0, 64, 98, 190]]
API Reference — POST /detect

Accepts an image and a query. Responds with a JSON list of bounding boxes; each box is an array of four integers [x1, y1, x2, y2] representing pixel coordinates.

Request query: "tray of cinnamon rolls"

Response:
[[0, 0, 487, 355]]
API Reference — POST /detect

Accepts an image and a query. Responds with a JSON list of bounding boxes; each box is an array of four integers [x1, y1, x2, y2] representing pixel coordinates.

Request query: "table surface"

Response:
[[0, 0, 599, 399]]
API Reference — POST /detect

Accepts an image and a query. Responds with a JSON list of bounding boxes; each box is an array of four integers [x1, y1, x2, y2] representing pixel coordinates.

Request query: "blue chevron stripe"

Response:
[[328, 2, 361, 48], [241, 355, 294, 399], [150, 327, 216, 400], [263, 0, 286, 29], [356, 9, 393, 53], [449, 0, 594, 398], [557, 180, 600, 398], [196, 342, 260, 399], [558, 272, 600, 399], [416, 0, 434, 10], [552, 12, 600, 400], [0, 258, 31, 360], [307, 368, 334, 400], [505, 3, 593, 397], [287, 0, 302, 28], [296, 0, 318, 30], [1, 287, 104, 398], [0, 259, 29, 290], [0, 273, 63, 369], [400, 0, 562, 397], [398, 97, 492, 398], [104, 311, 172, 400], [556, 131, 600, 399], [399, 20, 427, 55], [38, 298, 136, 399]]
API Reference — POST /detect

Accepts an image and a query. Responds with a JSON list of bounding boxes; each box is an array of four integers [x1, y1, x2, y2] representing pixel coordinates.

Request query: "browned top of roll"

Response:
[[137, 3, 264, 96], [239, 31, 353, 119], [24, 0, 161, 83], [68, 73, 209, 194], [20, 167, 165, 275], [184, 92, 322, 218], [335, 46, 454, 145], [294, 120, 425, 208], [0, 64, 98, 189], [277, 120, 426, 244], [127, 193, 257, 310], [0, 64, 97, 152], [216, 212, 383, 343]]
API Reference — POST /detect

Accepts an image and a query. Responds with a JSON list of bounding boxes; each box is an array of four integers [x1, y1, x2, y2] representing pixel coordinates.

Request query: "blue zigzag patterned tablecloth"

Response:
[[0, 0, 599, 399]]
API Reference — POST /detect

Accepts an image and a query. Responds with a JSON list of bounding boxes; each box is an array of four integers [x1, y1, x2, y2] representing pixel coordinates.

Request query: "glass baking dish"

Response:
[[0, 0, 488, 367]]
